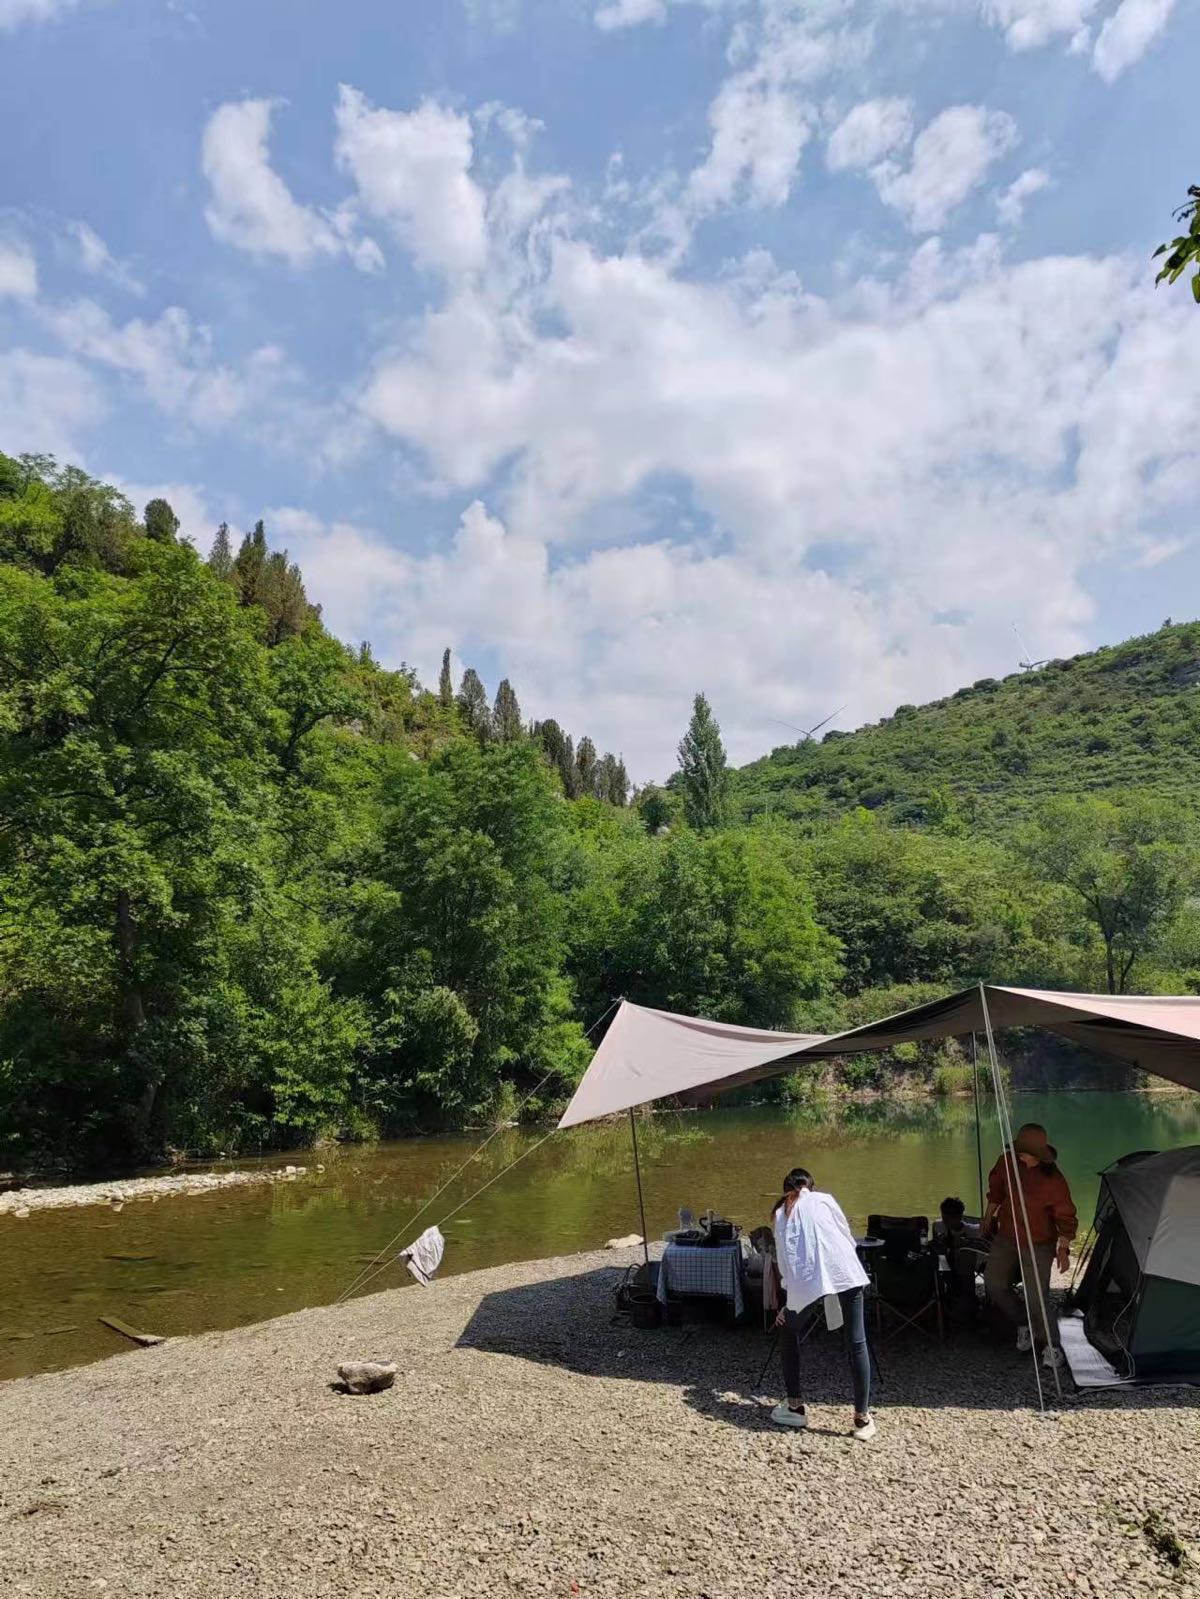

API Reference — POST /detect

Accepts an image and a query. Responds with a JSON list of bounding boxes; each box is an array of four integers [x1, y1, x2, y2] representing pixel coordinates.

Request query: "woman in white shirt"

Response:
[[771, 1166, 875, 1440]]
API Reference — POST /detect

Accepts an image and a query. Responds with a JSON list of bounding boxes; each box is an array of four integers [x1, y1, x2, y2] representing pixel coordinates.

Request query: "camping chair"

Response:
[[866, 1214, 943, 1343]]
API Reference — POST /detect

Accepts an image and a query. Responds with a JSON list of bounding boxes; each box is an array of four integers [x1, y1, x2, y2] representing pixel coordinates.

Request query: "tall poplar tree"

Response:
[[438, 648, 454, 709], [456, 667, 492, 741], [677, 692, 728, 830], [576, 736, 599, 798], [207, 523, 234, 582], [493, 678, 523, 742]]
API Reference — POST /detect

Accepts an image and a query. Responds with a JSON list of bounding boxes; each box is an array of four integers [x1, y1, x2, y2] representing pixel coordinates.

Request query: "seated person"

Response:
[[933, 1196, 989, 1306]]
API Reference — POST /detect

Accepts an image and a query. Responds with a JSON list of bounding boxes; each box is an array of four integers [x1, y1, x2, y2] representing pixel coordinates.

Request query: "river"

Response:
[[3, 1089, 1198, 1382]]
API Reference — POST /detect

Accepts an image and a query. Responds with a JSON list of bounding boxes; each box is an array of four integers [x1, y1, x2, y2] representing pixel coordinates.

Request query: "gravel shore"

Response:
[[1, 1247, 1197, 1599], [0, 1164, 313, 1216]]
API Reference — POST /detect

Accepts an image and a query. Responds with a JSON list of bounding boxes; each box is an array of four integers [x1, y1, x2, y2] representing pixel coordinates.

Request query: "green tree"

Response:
[[1021, 796, 1194, 994], [233, 520, 268, 607], [0, 539, 279, 1157], [493, 677, 523, 743], [143, 498, 179, 543], [600, 752, 629, 806], [576, 736, 599, 798], [636, 783, 678, 834], [534, 718, 578, 796], [627, 829, 839, 1025], [438, 648, 454, 709], [255, 549, 311, 644], [456, 667, 491, 742], [677, 692, 728, 830], [207, 522, 234, 582], [346, 742, 588, 1126], [1154, 185, 1200, 304]]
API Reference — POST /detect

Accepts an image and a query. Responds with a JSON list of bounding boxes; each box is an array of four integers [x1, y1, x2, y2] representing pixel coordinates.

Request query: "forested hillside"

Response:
[[2, 452, 1198, 1173], [733, 624, 1200, 827]]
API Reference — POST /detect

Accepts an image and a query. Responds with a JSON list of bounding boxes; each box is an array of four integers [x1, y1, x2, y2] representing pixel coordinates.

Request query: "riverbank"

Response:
[[0, 1163, 315, 1216], [2, 1248, 1197, 1599]]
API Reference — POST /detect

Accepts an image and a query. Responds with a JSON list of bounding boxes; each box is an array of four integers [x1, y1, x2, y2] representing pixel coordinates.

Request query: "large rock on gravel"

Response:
[[336, 1360, 397, 1394]]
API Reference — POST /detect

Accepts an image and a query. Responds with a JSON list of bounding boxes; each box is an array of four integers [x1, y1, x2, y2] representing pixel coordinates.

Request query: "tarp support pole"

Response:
[[628, 1108, 651, 1267], [979, 983, 1063, 1409], [971, 1032, 985, 1219]]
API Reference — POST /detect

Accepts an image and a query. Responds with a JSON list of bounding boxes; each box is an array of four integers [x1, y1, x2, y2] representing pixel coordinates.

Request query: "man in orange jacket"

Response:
[[982, 1122, 1077, 1371]]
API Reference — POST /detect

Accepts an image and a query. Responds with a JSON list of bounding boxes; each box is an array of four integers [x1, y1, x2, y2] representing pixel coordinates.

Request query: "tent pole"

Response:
[[978, 983, 1061, 1409], [971, 1032, 985, 1218], [628, 1108, 651, 1267]]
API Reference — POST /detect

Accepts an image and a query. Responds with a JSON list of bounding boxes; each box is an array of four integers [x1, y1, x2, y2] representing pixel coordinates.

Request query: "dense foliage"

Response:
[[732, 625, 1200, 827], [2, 451, 1197, 1172]]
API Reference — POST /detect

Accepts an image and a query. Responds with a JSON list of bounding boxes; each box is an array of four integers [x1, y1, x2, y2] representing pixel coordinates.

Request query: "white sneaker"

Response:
[[853, 1414, 877, 1442], [1042, 1344, 1065, 1371], [1016, 1326, 1033, 1353], [770, 1403, 808, 1429]]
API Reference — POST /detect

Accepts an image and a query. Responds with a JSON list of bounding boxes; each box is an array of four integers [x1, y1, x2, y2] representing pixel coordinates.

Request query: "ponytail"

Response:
[[772, 1166, 815, 1215]]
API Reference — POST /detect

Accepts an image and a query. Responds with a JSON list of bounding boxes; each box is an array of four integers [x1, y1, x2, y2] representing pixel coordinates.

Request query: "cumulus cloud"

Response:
[[334, 87, 487, 276], [349, 205, 1200, 773], [595, 0, 668, 26], [68, 221, 145, 295], [0, 349, 103, 457], [201, 99, 382, 272], [0, 237, 38, 300], [43, 298, 288, 431], [981, 0, 1098, 49], [873, 105, 1019, 233], [995, 167, 1051, 226], [826, 98, 914, 172], [688, 71, 813, 212], [1092, 0, 1178, 80]]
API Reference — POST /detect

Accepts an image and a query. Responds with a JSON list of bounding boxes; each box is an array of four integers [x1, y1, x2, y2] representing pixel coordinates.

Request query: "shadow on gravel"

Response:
[[456, 1264, 1200, 1423]]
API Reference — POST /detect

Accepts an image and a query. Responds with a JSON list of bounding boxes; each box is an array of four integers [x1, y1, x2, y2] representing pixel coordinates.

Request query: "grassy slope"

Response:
[[733, 620, 1200, 828]]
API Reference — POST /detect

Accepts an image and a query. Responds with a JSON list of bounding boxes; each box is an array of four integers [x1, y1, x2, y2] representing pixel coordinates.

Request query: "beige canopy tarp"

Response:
[[557, 985, 1200, 1129]]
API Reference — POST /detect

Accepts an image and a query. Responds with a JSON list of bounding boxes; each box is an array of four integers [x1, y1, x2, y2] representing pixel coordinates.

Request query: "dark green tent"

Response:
[[1072, 1147, 1200, 1380]]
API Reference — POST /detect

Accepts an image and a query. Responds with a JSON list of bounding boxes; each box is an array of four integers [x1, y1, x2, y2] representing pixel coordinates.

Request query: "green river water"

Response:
[[4, 1090, 1199, 1382]]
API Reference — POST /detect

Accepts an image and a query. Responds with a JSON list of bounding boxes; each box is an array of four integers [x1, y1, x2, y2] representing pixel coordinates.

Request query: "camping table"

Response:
[[656, 1241, 746, 1318]]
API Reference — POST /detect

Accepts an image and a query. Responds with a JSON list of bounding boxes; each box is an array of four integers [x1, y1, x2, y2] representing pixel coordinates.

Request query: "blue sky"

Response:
[[1, 0, 1198, 777]]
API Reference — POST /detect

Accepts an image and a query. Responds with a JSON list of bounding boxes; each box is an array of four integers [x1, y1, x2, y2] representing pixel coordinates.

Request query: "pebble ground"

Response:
[[1, 1247, 1197, 1598]]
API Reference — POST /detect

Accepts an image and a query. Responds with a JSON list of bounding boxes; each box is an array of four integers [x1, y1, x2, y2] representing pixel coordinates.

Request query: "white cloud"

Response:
[[594, 0, 668, 29], [0, 237, 38, 300], [0, 350, 103, 458], [826, 98, 914, 173], [334, 87, 487, 276], [43, 299, 288, 431], [688, 71, 813, 211], [1092, 0, 1177, 80], [874, 105, 1019, 233], [349, 216, 1200, 774], [995, 166, 1051, 226], [68, 221, 145, 295], [981, 0, 1098, 49], [201, 99, 381, 272], [0, 0, 87, 26], [681, 0, 873, 222]]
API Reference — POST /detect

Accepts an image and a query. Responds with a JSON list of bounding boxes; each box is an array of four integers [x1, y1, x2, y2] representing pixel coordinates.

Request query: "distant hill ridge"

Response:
[[732, 621, 1200, 828]]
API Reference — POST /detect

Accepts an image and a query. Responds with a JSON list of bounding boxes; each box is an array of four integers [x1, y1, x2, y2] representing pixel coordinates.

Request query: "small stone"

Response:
[[14, 1206, 30, 1218], [337, 1361, 398, 1395]]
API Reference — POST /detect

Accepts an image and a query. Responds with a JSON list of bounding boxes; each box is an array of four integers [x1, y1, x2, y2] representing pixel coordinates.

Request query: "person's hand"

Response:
[[1056, 1241, 1070, 1274], [774, 1308, 786, 1329]]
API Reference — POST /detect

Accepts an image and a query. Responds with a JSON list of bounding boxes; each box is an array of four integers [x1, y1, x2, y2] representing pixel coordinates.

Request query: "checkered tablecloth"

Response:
[[656, 1241, 745, 1318]]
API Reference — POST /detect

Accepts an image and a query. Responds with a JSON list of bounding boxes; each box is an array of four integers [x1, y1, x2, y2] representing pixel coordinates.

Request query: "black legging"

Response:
[[780, 1286, 871, 1415]]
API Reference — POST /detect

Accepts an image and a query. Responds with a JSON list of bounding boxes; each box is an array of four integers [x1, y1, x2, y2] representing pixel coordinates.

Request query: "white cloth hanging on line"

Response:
[[398, 1225, 445, 1286]]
